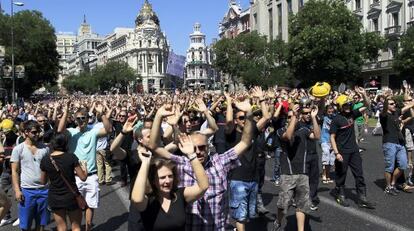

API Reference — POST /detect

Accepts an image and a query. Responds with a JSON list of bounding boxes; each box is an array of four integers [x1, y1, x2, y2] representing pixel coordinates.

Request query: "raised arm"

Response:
[[57, 101, 70, 133], [309, 106, 321, 140], [179, 134, 209, 203], [148, 105, 174, 159], [110, 115, 137, 160], [252, 86, 271, 131], [195, 99, 218, 136], [224, 92, 235, 134], [233, 100, 253, 156], [130, 147, 151, 211]]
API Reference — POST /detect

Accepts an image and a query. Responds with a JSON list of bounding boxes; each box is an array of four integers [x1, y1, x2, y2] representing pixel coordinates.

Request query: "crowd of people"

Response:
[[0, 81, 413, 231]]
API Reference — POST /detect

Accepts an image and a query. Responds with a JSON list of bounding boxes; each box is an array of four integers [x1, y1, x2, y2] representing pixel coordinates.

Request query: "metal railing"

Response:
[[385, 25, 401, 36]]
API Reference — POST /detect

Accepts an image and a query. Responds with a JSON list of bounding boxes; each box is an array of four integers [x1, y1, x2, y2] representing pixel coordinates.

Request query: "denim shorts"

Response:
[[382, 142, 408, 173], [229, 180, 258, 222], [277, 174, 311, 214], [321, 143, 335, 166], [19, 188, 50, 230]]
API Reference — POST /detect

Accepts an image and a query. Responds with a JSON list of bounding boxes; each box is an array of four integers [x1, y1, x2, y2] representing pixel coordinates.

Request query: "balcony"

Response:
[[410, 0, 414, 6], [408, 21, 414, 28], [353, 8, 363, 17], [362, 60, 392, 72], [384, 25, 401, 37]]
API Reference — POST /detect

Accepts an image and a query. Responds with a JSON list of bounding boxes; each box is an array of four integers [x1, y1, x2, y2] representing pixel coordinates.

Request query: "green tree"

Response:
[[62, 61, 138, 94], [0, 10, 60, 98], [393, 26, 414, 79], [213, 32, 291, 88], [288, 0, 383, 85]]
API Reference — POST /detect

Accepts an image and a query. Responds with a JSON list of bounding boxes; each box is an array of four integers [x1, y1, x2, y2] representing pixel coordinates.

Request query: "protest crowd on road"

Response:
[[0, 81, 413, 231]]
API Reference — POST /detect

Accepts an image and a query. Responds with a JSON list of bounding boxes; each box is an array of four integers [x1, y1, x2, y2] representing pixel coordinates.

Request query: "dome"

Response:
[[135, 0, 160, 28]]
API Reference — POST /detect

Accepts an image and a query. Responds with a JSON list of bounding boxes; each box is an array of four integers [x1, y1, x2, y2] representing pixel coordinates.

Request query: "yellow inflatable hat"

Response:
[[310, 82, 331, 97], [0, 119, 14, 132], [336, 95, 351, 108]]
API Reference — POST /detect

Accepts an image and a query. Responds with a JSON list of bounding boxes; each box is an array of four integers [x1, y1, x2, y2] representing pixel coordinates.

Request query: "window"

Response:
[[355, 0, 361, 10], [373, 18, 379, 31], [139, 40, 142, 47], [148, 65, 153, 74], [410, 6, 414, 20], [253, 13, 258, 27], [299, 0, 304, 8], [269, 8, 273, 40], [277, 4, 283, 37], [287, 0, 292, 13], [392, 13, 399, 26], [148, 40, 151, 47]]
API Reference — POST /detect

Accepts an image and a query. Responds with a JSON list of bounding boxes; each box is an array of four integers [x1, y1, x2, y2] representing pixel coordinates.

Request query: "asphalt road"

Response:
[[1, 130, 414, 231]]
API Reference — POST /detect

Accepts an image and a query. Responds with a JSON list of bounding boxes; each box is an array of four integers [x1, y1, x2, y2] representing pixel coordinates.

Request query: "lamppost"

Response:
[[11, 0, 24, 103]]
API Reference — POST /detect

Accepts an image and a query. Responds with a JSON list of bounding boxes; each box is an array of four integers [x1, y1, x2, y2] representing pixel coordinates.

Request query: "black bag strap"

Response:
[[49, 155, 79, 196]]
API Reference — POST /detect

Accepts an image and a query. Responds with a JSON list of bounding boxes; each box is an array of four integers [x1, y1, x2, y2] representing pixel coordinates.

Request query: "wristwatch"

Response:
[[188, 153, 197, 162]]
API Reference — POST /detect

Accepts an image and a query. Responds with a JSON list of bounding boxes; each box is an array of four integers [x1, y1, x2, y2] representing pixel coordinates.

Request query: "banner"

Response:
[[166, 51, 185, 78]]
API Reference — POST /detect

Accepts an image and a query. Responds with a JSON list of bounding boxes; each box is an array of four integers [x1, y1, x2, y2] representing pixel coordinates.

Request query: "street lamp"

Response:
[[11, 1, 24, 103]]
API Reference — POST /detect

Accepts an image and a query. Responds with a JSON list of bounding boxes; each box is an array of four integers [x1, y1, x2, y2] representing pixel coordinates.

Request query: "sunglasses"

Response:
[[237, 116, 245, 120], [76, 116, 87, 121], [194, 145, 207, 152], [388, 103, 396, 106], [30, 130, 39, 135], [301, 111, 311, 115], [118, 114, 127, 118], [404, 99, 413, 102], [37, 120, 46, 123]]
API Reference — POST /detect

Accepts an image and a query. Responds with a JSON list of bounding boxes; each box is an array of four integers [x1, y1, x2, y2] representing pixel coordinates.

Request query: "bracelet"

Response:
[[120, 130, 128, 135], [188, 153, 197, 162], [259, 99, 266, 103]]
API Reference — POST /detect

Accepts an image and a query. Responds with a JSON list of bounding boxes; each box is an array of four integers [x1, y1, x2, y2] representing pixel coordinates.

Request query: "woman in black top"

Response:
[[131, 133, 209, 231], [40, 133, 87, 231]]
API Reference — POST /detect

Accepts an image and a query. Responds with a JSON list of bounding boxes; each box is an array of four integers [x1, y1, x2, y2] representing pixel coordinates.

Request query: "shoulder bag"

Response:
[[49, 155, 88, 210]]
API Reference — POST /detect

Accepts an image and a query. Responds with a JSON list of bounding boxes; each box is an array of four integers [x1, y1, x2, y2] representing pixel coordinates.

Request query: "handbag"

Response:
[[49, 155, 88, 210]]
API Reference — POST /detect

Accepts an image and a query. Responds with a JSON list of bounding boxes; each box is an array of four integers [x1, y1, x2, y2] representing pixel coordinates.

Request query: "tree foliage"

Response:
[[0, 10, 60, 98], [288, 0, 383, 85], [213, 32, 292, 88], [62, 61, 139, 94], [393, 26, 414, 79]]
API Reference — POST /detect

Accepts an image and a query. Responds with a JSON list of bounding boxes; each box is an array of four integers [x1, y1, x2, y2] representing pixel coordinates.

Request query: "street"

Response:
[[1, 130, 414, 231]]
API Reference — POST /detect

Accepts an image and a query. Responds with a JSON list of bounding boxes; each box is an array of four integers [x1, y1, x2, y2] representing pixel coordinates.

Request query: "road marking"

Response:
[[319, 196, 413, 231], [264, 176, 414, 231]]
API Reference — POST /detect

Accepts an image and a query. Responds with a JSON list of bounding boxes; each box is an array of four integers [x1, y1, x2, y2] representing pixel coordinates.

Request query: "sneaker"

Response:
[[407, 177, 414, 186], [336, 195, 350, 207], [257, 205, 269, 215], [384, 186, 397, 196], [272, 220, 281, 231], [357, 197, 376, 209], [12, 218, 19, 227], [0, 217, 14, 227], [273, 179, 280, 187], [391, 186, 400, 194], [310, 203, 319, 211]]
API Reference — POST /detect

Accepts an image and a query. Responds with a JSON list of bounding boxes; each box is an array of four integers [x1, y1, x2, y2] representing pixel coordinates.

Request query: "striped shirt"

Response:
[[170, 148, 241, 231]]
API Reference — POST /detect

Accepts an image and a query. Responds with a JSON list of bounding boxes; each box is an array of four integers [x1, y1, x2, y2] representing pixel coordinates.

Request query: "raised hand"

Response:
[[122, 115, 138, 133], [251, 86, 265, 99], [311, 106, 319, 118], [194, 98, 208, 113], [156, 105, 175, 118], [178, 133, 195, 156], [234, 99, 252, 113], [137, 146, 152, 163]]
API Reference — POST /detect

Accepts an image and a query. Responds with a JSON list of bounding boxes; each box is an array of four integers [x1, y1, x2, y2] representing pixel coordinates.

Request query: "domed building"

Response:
[[96, 0, 169, 93]]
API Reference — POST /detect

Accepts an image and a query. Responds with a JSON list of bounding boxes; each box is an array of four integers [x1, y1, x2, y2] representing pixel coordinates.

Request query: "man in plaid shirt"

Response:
[[149, 100, 254, 230]]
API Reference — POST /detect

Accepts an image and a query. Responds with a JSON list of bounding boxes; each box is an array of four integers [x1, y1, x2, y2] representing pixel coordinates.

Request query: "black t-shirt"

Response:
[[277, 124, 311, 175], [380, 110, 405, 145], [113, 120, 134, 157], [402, 110, 414, 134], [329, 110, 362, 154], [226, 122, 260, 182], [140, 188, 187, 231], [40, 153, 80, 208], [213, 113, 227, 154], [297, 121, 317, 156]]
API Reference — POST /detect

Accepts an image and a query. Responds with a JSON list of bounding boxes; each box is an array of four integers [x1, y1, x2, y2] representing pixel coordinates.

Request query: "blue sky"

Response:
[[1, 0, 250, 55]]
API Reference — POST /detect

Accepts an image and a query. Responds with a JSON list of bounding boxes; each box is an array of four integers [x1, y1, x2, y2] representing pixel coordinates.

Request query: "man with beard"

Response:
[[330, 88, 375, 209], [11, 121, 50, 231]]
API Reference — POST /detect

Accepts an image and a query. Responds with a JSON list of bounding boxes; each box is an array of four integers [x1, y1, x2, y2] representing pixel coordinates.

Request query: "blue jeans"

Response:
[[272, 148, 282, 181], [382, 142, 408, 173], [229, 180, 258, 222]]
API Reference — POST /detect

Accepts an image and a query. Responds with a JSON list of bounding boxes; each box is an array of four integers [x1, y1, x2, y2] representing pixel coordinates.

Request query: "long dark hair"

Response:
[[148, 158, 179, 200]]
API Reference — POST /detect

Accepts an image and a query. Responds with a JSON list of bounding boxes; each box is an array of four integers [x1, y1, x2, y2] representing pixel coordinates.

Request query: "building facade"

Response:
[[184, 23, 216, 90], [219, 0, 251, 39], [95, 0, 169, 93], [64, 17, 104, 76], [56, 32, 76, 76]]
